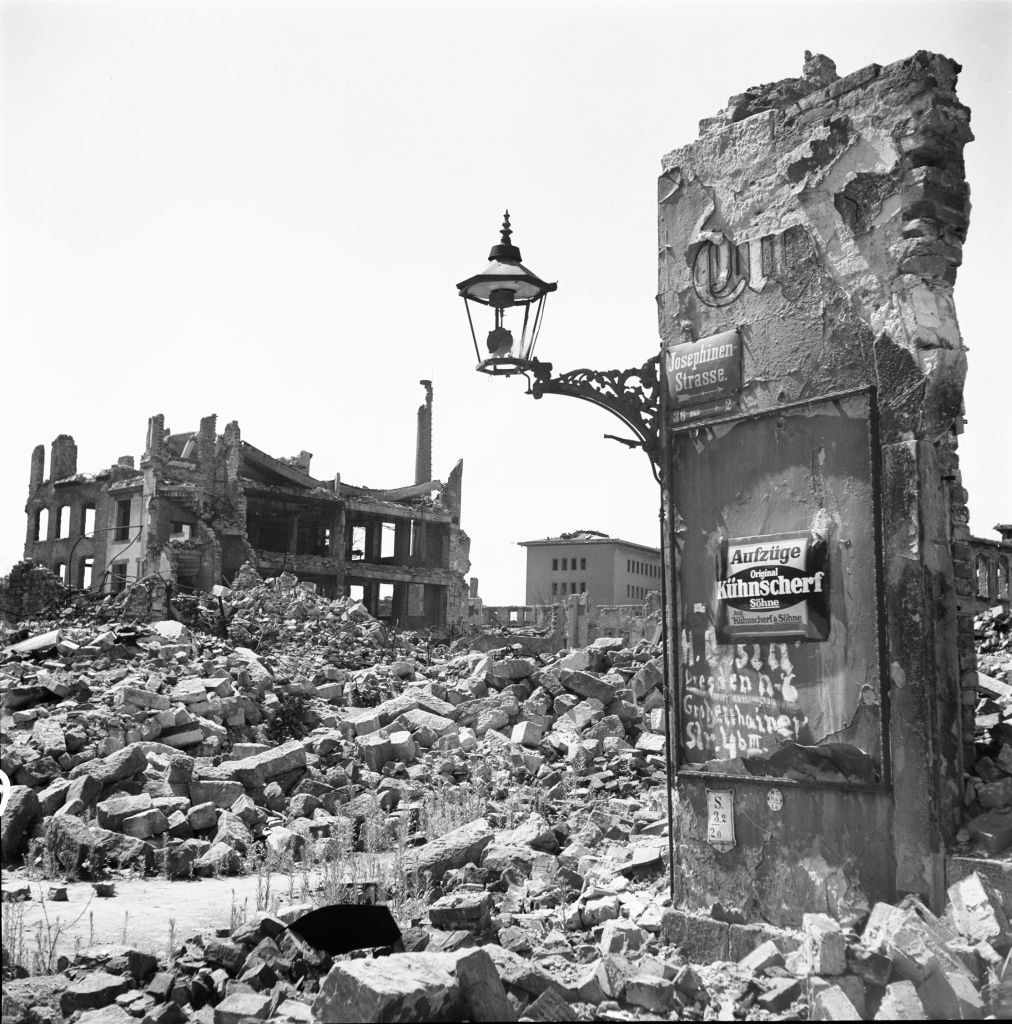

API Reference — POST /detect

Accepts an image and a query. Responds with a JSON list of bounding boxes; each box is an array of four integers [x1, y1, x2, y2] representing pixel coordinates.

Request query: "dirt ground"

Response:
[[1, 869, 325, 958]]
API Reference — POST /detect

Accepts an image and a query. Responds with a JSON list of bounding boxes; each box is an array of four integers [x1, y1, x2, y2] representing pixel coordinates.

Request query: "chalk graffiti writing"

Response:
[[681, 629, 811, 763]]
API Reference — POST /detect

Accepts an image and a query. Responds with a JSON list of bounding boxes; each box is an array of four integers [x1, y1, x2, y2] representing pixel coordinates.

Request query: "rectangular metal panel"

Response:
[[670, 390, 886, 784]]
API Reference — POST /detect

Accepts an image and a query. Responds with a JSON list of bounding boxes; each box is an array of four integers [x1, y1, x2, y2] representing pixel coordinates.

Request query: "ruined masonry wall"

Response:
[[659, 50, 973, 918]]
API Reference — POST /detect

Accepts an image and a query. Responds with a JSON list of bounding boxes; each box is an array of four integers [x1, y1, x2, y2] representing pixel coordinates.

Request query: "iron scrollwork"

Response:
[[526, 357, 663, 481]]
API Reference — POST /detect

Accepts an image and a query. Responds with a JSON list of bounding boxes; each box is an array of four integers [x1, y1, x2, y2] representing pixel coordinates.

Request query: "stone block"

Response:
[[739, 939, 784, 975], [159, 723, 204, 748], [874, 980, 926, 1020], [119, 686, 170, 711], [660, 909, 729, 962], [66, 772, 103, 808], [69, 743, 147, 785], [523, 986, 579, 1021], [635, 732, 666, 754], [190, 780, 245, 809], [397, 708, 459, 739], [170, 679, 208, 704], [212, 991, 271, 1023], [491, 658, 538, 681], [947, 871, 1011, 952], [452, 948, 517, 1021], [312, 953, 464, 1023], [916, 967, 984, 1019], [429, 891, 493, 934], [965, 809, 1012, 855], [389, 730, 416, 763], [122, 808, 169, 839], [97, 793, 153, 831], [37, 779, 72, 816], [32, 717, 66, 758], [511, 721, 543, 748], [758, 976, 801, 1012], [357, 732, 394, 772], [186, 801, 219, 831], [414, 818, 493, 882], [810, 981, 863, 1020], [1, 785, 40, 864], [625, 974, 675, 1013], [229, 739, 307, 788], [630, 657, 663, 699], [804, 912, 846, 975], [59, 972, 131, 1015], [558, 668, 617, 704]]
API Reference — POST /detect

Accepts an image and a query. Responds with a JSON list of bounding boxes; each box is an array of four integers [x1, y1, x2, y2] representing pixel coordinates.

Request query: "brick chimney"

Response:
[[415, 380, 433, 485]]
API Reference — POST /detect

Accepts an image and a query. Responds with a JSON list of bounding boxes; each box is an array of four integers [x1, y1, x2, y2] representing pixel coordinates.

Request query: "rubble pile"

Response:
[[2, 569, 1011, 1021], [962, 605, 1012, 858]]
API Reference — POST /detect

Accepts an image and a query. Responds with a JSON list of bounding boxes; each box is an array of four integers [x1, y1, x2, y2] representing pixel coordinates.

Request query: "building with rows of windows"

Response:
[[518, 529, 661, 605], [970, 524, 1011, 613]]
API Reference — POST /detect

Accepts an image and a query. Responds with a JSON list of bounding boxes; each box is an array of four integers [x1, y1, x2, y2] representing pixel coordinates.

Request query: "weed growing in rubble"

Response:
[[25, 838, 60, 882], [229, 892, 248, 932], [1, 886, 93, 980], [420, 783, 488, 840], [266, 692, 311, 743], [166, 918, 177, 963]]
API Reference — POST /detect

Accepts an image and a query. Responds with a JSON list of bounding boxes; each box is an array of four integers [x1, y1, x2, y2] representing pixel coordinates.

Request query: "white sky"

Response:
[[1, 0, 1010, 605]]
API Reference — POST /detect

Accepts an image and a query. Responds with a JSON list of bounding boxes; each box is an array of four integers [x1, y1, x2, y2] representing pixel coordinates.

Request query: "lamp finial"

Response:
[[488, 209, 522, 264]]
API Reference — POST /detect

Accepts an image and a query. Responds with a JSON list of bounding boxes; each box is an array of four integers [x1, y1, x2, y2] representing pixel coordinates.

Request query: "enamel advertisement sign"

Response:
[[715, 531, 830, 642]]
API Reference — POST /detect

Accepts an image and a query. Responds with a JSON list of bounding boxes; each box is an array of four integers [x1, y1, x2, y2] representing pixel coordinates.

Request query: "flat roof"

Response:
[[518, 536, 660, 555]]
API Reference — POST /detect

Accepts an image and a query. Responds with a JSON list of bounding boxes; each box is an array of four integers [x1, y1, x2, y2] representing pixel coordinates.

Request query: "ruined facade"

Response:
[[22, 385, 471, 633], [658, 52, 975, 921], [970, 526, 1011, 613]]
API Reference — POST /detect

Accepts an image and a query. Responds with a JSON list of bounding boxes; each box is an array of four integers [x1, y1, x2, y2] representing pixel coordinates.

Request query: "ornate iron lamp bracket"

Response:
[[526, 356, 663, 482]]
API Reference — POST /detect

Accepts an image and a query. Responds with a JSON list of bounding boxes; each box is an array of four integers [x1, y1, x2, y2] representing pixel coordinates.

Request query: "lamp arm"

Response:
[[527, 356, 663, 482]]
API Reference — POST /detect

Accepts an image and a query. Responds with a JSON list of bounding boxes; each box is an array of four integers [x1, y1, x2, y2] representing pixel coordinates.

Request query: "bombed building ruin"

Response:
[[20, 382, 471, 632]]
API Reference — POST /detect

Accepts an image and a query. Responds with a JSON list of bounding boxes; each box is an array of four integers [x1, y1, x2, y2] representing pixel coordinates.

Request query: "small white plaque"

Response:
[[767, 788, 784, 812], [706, 789, 735, 849]]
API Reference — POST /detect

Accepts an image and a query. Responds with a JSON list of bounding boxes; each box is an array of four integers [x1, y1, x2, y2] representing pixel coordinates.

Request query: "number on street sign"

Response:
[[706, 789, 735, 849]]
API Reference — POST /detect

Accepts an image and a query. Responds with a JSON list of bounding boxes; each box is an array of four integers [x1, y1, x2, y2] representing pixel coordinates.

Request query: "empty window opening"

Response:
[[348, 584, 365, 601], [570, 582, 577, 594], [82, 505, 96, 536], [552, 558, 558, 571], [351, 526, 367, 561], [111, 562, 129, 593], [977, 556, 992, 598], [561, 558, 567, 570], [509, 610, 519, 623], [999, 558, 1009, 602], [34, 507, 49, 542], [80, 558, 94, 590], [54, 562, 67, 583], [171, 522, 194, 540], [55, 506, 69, 538], [381, 522, 395, 559], [114, 499, 131, 542], [377, 582, 394, 617], [580, 581, 586, 592], [551, 582, 558, 596], [580, 558, 586, 570]]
